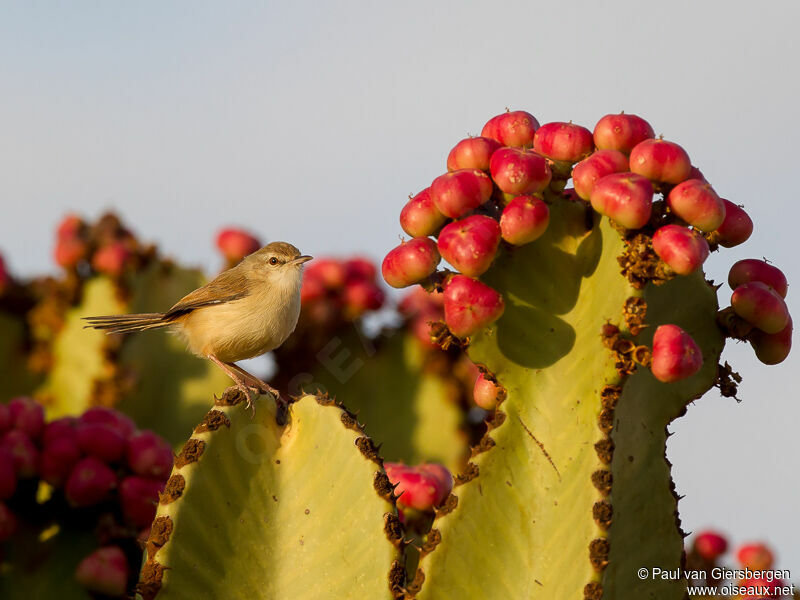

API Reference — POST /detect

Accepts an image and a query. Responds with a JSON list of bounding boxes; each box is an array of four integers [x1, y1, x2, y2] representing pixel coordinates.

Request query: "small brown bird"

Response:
[[84, 242, 312, 412]]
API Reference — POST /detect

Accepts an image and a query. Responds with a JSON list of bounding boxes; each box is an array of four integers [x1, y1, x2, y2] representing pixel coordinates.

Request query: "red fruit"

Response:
[[384, 462, 452, 510], [399, 288, 444, 347], [593, 113, 655, 155], [343, 280, 385, 317], [533, 122, 594, 163], [417, 463, 453, 500], [43, 416, 77, 445], [80, 407, 136, 439], [76, 423, 126, 462], [65, 457, 116, 507], [481, 110, 540, 147], [74, 546, 129, 597], [305, 258, 346, 289], [652, 225, 709, 275], [400, 188, 448, 237], [300, 275, 326, 303], [489, 148, 552, 195], [630, 139, 692, 184], [728, 259, 788, 298], [343, 257, 377, 283], [650, 324, 703, 383], [92, 241, 132, 277], [689, 166, 707, 182], [215, 228, 261, 262], [500, 196, 550, 245], [382, 238, 441, 289], [740, 576, 784, 597], [0, 255, 8, 290], [126, 430, 174, 480], [667, 179, 726, 231], [0, 449, 17, 500], [693, 530, 728, 561], [736, 542, 774, 570], [447, 137, 502, 171], [430, 169, 493, 219], [437, 215, 501, 277], [120, 475, 165, 528], [473, 373, 502, 410], [39, 436, 82, 487], [443, 275, 505, 337], [590, 172, 653, 229], [0, 404, 10, 432], [1, 430, 39, 477], [749, 318, 792, 365], [572, 149, 629, 200], [54, 236, 89, 269], [0, 502, 17, 542], [714, 200, 753, 248], [731, 281, 790, 334], [56, 214, 84, 239], [8, 397, 45, 439]]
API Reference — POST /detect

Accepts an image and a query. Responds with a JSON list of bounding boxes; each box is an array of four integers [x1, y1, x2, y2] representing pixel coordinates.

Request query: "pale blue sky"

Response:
[[2, 1, 798, 571]]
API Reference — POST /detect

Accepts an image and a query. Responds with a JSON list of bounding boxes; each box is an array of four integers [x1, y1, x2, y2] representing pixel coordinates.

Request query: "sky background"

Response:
[[2, 1, 798, 573]]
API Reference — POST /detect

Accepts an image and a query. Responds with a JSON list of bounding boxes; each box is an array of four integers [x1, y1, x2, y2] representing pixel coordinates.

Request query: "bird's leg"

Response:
[[226, 362, 281, 399], [206, 354, 257, 416]]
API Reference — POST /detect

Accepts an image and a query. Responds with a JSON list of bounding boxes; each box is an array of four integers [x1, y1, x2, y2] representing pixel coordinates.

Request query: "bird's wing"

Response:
[[164, 266, 252, 319]]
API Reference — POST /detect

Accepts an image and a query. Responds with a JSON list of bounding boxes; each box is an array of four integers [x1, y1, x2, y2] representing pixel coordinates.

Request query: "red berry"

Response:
[[500, 196, 550, 245], [384, 462, 452, 510], [74, 546, 129, 597], [305, 258, 346, 289], [714, 200, 753, 248], [749, 317, 792, 365], [126, 430, 174, 480], [119, 475, 165, 528], [693, 530, 728, 561], [1, 430, 39, 477], [652, 225, 709, 275], [590, 172, 653, 229], [0, 255, 9, 291], [533, 122, 594, 163], [300, 274, 326, 303], [689, 166, 707, 182], [399, 288, 444, 347], [728, 259, 788, 298], [736, 542, 774, 570], [92, 242, 132, 277], [343, 280, 385, 317], [8, 397, 45, 440], [343, 257, 377, 283], [0, 502, 17, 542], [416, 463, 453, 502], [0, 449, 17, 500], [65, 457, 116, 507], [630, 139, 692, 184], [382, 238, 441, 289], [80, 407, 136, 439], [667, 179, 726, 231], [0, 404, 10, 432], [42, 416, 77, 445], [437, 215, 501, 277], [651, 324, 703, 383], [447, 137, 502, 171], [593, 113, 655, 155], [430, 169, 493, 219], [39, 435, 82, 487], [400, 188, 448, 237], [489, 148, 552, 195], [481, 110, 540, 147], [76, 422, 126, 462], [443, 275, 505, 337], [473, 373, 502, 410], [731, 281, 790, 334], [56, 214, 84, 239], [572, 149, 629, 200], [215, 228, 261, 262], [54, 236, 89, 269]]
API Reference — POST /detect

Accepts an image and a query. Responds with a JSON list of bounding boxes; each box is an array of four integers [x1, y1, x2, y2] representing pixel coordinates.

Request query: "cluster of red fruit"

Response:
[[301, 257, 385, 322], [54, 214, 143, 277], [384, 462, 452, 521], [0, 398, 173, 597], [215, 227, 262, 265]]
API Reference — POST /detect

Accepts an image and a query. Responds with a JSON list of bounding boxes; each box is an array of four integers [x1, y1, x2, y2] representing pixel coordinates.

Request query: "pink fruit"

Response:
[[593, 113, 655, 155], [76, 422, 126, 462], [590, 172, 653, 229], [749, 318, 792, 365], [0, 502, 17, 542], [650, 324, 703, 383], [728, 259, 788, 298], [343, 280, 385, 317], [473, 373, 502, 410], [430, 169, 494, 219], [736, 542, 774, 570], [92, 241, 132, 277], [1, 430, 39, 477], [8, 397, 45, 439], [120, 475, 165, 528], [500, 195, 550, 245], [0, 449, 17, 500], [398, 288, 444, 347], [481, 110, 540, 147], [215, 228, 261, 262], [417, 463, 453, 499], [343, 257, 377, 283], [437, 215, 501, 277], [652, 225, 709, 275], [65, 457, 116, 507], [382, 238, 441, 288], [74, 546, 129, 597], [384, 462, 452, 510], [731, 281, 790, 334], [447, 137, 502, 171], [533, 122, 594, 163], [400, 188, 448, 237], [689, 166, 707, 182], [54, 236, 89, 269], [43, 416, 77, 445], [693, 530, 728, 561], [39, 435, 82, 487], [572, 149, 629, 200], [629, 139, 692, 184], [305, 258, 346, 289], [489, 148, 552, 195], [443, 275, 505, 337], [126, 430, 174, 480], [714, 200, 753, 248], [80, 407, 136, 439], [667, 179, 726, 231], [0, 404, 10, 432]]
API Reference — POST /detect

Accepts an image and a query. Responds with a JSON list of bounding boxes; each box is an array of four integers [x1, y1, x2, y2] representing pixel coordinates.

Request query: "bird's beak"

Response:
[[292, 255, 313, 265]]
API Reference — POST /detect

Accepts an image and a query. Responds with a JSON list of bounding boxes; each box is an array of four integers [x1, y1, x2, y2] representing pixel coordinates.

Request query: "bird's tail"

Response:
[[83, 313, 170, 334]]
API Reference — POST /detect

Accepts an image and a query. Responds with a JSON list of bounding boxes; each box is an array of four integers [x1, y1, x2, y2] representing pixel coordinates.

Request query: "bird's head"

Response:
[[247, 242, 313, 286]]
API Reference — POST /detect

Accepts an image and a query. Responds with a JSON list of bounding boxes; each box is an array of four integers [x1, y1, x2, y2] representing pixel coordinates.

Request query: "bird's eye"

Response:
[[269, 257, 279, 266]]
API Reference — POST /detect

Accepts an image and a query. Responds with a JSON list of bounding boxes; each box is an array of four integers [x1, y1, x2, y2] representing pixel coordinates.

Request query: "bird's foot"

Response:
[[234, 382, 257, 419]]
